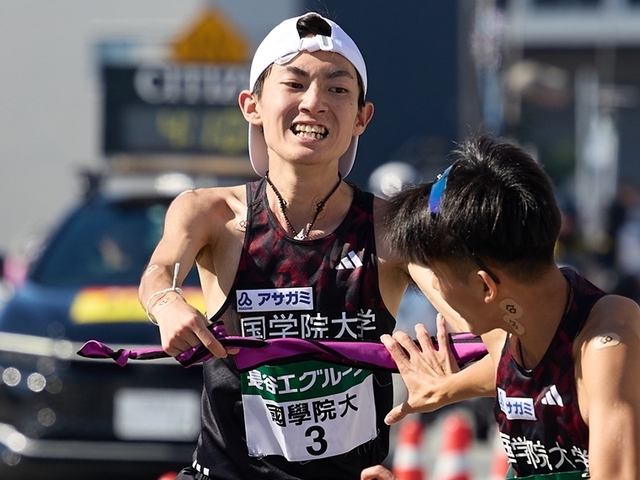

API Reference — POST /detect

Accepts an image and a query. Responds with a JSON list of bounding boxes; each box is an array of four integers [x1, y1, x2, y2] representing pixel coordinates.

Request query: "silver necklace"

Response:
[[265, 171, 342, 240]]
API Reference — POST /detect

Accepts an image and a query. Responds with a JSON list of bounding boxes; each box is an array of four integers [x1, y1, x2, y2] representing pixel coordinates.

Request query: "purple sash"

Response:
[[77, 323, 487, 372]]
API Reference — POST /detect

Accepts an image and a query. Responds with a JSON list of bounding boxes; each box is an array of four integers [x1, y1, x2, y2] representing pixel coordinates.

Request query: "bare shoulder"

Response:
[[574, 295, 640, 480], [372, 194, 409, 279], [579, 294, 640, 349], [372, 194, 402, 264], [575, 294, 640, 390], [166, 184, 247, 225], [371, 194, 411, 314], [160, 184, 248, 251], [171, 184, 246, 213]]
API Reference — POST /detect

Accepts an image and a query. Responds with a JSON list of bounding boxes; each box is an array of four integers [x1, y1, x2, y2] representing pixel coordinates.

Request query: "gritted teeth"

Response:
[[291, 123, 328, 139]]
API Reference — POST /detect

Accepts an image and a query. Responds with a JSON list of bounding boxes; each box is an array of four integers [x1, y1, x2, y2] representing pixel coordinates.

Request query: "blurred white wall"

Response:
[[0, 0, 298, 256]]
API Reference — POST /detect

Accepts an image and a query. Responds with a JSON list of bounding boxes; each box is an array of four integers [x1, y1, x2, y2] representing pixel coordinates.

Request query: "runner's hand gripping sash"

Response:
[[77, 323, 487, 372]]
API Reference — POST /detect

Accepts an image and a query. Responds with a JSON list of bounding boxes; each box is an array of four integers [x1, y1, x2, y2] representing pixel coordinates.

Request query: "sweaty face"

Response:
[[254, 50, 367, 170]]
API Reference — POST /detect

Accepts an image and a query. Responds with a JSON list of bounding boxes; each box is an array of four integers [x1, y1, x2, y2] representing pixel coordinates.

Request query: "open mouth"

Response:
[[291, 124, 328, 139]]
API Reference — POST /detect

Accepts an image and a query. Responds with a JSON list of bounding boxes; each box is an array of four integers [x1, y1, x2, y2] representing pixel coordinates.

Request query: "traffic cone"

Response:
[[488, 428, 509, 480], [392, 416, 426, 480], [431, 413, 473, 480], [157, 472, 178, 480]]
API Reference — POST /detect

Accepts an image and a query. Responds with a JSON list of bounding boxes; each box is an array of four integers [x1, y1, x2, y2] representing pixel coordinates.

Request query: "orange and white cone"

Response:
[[157, 472, 178, 480], [392, 416, 426, 480], [431, 413, 473, 480], [488, 427, 510, 480]]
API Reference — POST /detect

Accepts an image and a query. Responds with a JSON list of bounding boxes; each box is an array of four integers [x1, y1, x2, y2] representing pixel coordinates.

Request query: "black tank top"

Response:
[[495, 267, 606, 477], [191, 179, 396, 480]]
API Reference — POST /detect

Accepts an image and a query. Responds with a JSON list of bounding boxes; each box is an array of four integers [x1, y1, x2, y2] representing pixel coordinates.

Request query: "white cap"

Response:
[[248, 12, 368, 178]]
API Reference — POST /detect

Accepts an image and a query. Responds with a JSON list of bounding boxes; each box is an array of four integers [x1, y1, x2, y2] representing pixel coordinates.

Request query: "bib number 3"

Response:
[[305, 425, 328, 456]]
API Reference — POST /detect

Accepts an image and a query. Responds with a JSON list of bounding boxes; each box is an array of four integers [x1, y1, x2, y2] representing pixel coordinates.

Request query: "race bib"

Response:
[[241, 359, 377, 462]]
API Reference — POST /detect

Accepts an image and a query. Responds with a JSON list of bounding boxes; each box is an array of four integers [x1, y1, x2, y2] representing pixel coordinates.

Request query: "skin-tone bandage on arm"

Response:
[[593, 333, 621, 349]]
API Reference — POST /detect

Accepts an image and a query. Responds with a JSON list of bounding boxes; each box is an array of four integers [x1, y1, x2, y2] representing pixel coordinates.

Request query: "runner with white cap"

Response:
[[138, 12, 487, 480]]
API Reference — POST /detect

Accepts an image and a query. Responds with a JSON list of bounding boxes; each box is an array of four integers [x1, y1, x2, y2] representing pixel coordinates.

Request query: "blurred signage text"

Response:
[[103, 65, 248, 157]]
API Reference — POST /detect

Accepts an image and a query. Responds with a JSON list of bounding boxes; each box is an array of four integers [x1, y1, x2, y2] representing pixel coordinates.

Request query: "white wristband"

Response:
[[145, 263, 183, 325]]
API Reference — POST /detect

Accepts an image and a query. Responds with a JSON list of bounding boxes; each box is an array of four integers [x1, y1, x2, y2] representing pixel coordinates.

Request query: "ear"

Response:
[[478, 270, 499, 304], [238, 90, 262, 126], [352, 101, 374, 136]]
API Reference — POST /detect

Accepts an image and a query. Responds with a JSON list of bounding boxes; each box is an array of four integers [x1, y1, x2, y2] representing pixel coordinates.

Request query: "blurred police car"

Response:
[[0, 171, 239, 480]]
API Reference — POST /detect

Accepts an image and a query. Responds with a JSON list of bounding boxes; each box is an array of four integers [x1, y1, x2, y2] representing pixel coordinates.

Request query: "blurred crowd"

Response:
[[556, 181, 640, 303]]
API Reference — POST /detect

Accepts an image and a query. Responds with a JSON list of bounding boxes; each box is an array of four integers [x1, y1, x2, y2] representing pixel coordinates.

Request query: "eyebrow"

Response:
[[284, 65, 355, 81]]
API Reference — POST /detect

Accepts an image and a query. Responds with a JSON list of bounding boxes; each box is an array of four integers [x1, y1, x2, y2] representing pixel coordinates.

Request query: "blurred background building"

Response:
[[495, 0, 640, 298]]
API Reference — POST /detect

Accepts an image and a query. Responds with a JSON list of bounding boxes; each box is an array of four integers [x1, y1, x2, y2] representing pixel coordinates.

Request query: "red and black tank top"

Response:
[[495, 267, 606, 477], [192, 178, 396, 480]]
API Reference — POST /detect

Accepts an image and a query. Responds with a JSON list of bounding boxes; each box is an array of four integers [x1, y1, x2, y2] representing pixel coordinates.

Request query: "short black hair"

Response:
[[385, 134, 562, 283]]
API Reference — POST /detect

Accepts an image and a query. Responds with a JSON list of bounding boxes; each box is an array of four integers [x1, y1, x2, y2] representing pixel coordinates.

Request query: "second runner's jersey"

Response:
[[495, 267, 606, 477]]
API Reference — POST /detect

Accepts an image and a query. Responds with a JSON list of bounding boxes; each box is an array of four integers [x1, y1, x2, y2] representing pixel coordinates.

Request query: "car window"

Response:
[[31, 198, 200, 287]]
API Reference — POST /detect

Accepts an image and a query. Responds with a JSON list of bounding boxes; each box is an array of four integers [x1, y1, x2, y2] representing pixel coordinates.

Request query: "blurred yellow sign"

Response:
[[172, 8, 249, 64], [70, 286, 206, 324]]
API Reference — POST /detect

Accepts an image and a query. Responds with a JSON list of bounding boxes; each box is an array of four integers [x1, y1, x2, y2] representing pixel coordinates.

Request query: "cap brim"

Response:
[[248, 124, 269, 178]]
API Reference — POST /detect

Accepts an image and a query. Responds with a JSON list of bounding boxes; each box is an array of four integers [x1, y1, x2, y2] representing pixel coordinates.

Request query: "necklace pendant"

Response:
[[295, 222, 314, 240], [265, 170, 342, 243]]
